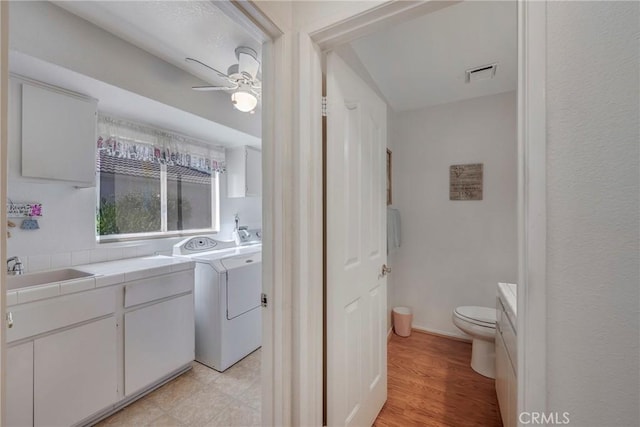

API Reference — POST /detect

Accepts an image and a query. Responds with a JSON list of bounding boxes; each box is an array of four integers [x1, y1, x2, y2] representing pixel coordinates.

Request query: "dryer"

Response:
[[173, 232, 261, 371]]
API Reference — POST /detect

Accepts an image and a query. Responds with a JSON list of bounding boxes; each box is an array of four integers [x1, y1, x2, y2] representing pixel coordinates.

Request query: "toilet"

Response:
[[452, 306, 497, 379]]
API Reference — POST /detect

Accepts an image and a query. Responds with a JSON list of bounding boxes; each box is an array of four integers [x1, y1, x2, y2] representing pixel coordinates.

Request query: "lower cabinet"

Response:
[[5, 267, 195, 427], [34, 317, 118, 427], [495, 331, 511, 426], [6, 342, 34, 427], [496, 298, 518, 427], [124, 294, 195, 396], [506, 356, 517, 427]]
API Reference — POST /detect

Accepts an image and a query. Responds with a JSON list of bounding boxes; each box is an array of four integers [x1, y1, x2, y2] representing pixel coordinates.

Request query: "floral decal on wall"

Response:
[[29, 204, 42, 217]]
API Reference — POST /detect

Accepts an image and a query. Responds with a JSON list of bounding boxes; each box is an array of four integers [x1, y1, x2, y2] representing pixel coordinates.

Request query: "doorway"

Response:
[[323, 1, 516, 425], [0, 1, 276, 426]]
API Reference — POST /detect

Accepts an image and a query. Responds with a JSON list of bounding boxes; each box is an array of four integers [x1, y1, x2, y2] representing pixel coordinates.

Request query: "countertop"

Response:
[[76, 255, 195, 283], [497, 282, 517, 329], [7, 255, 194, 306]]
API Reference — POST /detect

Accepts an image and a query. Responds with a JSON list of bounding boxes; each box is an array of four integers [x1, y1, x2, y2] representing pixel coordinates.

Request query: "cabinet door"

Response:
[[34, 317, 117, 427], [21, 83, 97, 186], [6, 342, 33, 427], [245, 147, 262, 197], [507, 362, 517, 427], [124, 294, 195, 395], [495, 332, 510, 427], [226, 146, 246, 198]]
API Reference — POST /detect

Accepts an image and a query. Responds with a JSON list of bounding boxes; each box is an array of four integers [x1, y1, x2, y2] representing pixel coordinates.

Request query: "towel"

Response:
[[387, 207, 401, 254]]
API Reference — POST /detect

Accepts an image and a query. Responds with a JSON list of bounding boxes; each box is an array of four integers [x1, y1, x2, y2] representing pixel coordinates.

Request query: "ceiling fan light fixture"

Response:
[[231, 89, 258, 113]]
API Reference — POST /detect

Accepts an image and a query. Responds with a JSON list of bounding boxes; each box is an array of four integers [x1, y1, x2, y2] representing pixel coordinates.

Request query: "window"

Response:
[[96, 116, 224, 241], [166, 164, 214, 231]]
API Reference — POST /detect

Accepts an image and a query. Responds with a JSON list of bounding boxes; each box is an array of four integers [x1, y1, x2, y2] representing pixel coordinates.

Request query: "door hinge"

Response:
[[321, 96, 327, 117], [261, 293, 268, 308]]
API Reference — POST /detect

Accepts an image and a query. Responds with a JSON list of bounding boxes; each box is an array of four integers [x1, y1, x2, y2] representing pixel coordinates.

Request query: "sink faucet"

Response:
[[7, 256, 24, 276], [238, 227, 251, 239]]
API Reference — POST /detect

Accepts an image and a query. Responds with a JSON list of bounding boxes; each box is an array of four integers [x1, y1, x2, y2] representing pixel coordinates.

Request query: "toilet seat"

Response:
[[454, 306, 496, 328]]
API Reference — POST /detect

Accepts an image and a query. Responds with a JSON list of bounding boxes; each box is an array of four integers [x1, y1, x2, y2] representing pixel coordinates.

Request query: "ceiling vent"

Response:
[[466, 63, 498, 83]]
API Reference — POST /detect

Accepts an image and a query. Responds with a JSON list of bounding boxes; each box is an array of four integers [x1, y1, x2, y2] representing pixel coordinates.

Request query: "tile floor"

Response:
[[96, 349, 261, 427]]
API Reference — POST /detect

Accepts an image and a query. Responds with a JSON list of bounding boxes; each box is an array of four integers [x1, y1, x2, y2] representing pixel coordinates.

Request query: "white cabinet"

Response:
[[506, 357, 517, 427], [125, 294, 195, 395], [4, 262, 194, 426], [495, 331, 511, 427], [21, 81, 97, 187], [123, 270, 195, 396], [226, 146, 262, 198], [496, 297, 518, 427], [6, 342, 34, 427], [34, 316, 118, 427]]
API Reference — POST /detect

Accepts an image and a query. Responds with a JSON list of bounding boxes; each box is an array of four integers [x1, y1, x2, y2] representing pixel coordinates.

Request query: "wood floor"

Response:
[[374, 331, 503, 427]]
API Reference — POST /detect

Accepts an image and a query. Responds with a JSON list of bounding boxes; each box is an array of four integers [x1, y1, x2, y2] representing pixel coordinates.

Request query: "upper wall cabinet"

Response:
[[21, 82, 98, 187], [226, 146, 262, 198]]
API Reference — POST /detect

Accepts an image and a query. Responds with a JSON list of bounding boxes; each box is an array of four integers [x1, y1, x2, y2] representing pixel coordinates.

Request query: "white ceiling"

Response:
[[56, 1, 262, 87], [10, 51, 261, 149], [349, 1, 517, 112]]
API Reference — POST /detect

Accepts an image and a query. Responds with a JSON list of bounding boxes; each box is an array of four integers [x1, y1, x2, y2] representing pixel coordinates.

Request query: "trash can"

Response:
[[393, 306, 412, 337]]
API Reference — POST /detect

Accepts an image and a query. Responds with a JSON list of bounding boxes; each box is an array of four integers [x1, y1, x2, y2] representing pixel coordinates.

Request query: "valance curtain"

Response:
[[97, 115, 226, 174]]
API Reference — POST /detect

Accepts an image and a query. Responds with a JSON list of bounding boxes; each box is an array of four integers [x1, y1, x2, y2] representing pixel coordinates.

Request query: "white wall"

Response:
[[218, 172, 262, 240], [292, 1, 386, 33], [545, 2, 639, 425], [390, 91, 517, 338]]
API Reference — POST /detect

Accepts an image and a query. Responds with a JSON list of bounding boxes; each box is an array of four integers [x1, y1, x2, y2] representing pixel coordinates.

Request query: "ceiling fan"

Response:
[[186, 46, 261, 114]]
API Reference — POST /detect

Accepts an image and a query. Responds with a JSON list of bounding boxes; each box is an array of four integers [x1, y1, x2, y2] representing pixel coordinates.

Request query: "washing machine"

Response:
[[173, 231, 261, 372]]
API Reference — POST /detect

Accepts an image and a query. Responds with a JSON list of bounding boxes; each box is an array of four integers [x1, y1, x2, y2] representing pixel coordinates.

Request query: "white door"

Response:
[[326, 52, 388, 427]]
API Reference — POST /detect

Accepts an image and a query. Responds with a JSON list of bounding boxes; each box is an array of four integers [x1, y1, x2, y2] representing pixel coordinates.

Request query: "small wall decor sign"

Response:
[[7, 201, 43, 218], [450, 163, 483, 200]]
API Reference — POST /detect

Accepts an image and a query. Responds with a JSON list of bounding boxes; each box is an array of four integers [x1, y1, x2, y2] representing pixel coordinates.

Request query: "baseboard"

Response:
[[411, 325, 472, 343], [82, 363, 192, 426], [387, 327, 393, 342]]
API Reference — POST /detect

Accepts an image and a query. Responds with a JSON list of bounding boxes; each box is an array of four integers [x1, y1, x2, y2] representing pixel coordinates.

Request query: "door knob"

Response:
[[381, 264, 392, 276], [6, 312, 13, 329]]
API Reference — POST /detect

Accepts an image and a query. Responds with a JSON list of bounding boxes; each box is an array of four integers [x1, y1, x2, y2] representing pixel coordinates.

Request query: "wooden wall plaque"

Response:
[[450, 163, 483, 200]]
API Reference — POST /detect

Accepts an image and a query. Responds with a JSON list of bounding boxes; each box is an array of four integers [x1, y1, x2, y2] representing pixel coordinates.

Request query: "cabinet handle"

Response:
[[6, 312, 13, 329]]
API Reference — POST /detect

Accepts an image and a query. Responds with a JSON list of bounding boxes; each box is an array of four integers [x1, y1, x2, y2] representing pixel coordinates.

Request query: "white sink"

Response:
[[7, 268, 94, 291]]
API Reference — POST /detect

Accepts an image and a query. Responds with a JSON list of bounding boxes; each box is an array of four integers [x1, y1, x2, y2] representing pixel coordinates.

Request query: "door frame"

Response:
[[219, 3, 297, 425], [296, 0, 548, 424], [0, 2, 8, 423], [516, 0, 547, 417]]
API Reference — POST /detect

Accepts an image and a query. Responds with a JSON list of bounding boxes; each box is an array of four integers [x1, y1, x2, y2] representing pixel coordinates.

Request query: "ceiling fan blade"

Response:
[[185, 57, 229, 79], [238, 51, 260, 80], [192, 85, 237, 91]]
